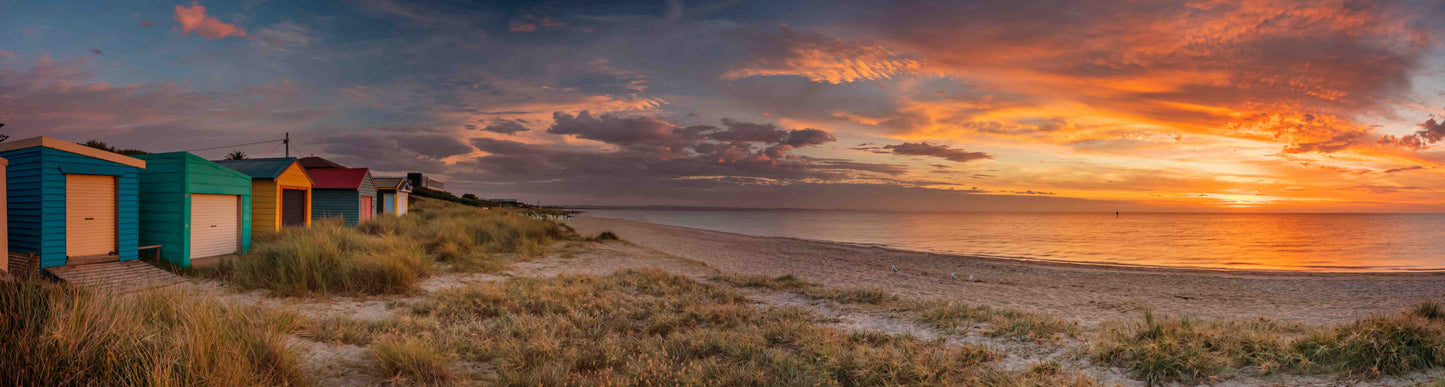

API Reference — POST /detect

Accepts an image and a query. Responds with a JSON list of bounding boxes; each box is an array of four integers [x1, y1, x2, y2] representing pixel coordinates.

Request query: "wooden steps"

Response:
[[46, 260, 189, 293]]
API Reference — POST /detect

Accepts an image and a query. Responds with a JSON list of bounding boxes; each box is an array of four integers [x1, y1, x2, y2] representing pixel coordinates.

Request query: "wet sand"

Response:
[[568, 215, 1445, 326]]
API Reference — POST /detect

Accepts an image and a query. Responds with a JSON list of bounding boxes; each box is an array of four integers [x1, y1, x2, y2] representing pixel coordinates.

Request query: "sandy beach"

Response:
[[569, 215, 1445, 326]]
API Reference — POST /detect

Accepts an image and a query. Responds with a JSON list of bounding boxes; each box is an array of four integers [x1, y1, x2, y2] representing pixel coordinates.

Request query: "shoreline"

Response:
[[578, 214, 1445, 278], [568, 215, 1445, 325]]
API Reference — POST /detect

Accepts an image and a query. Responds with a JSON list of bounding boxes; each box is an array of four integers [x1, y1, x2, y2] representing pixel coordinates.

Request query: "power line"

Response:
[[179, 139, 284, 153]]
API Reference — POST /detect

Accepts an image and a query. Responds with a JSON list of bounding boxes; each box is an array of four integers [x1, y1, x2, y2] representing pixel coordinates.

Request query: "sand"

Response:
[[568, 215, 1445, 327]]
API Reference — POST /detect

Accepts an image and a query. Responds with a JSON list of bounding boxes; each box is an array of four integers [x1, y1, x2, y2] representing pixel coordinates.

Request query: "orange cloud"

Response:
[[723, 27, 921, 84], [174, 2, 246, 40]]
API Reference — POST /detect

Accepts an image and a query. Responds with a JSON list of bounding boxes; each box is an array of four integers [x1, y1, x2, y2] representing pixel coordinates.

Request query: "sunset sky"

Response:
[[4, 0, 1445, 211]]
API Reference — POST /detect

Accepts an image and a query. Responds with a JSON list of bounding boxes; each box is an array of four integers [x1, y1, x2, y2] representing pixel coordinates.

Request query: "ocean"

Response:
[[578, 209, 1445, 272]]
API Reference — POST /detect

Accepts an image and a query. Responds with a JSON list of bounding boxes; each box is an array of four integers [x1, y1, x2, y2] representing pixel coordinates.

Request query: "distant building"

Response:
[[406, 172, 445, 190], [297, 156, 347, 169]]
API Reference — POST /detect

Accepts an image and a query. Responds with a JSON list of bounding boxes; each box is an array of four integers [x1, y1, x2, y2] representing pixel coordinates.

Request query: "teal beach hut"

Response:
[[134, 152, 254, 267], [0, 137, 147, 268]]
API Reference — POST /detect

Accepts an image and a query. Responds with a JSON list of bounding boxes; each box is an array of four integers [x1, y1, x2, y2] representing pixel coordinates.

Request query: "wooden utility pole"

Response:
[[284, 132, 290, 157]]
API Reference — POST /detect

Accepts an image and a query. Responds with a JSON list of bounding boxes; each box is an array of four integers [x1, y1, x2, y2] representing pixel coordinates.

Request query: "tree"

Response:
[[461, 193, 480, 200], [0, 123, 7, 143], [81, 140, 147, 155], [224, 150, 248, 160]]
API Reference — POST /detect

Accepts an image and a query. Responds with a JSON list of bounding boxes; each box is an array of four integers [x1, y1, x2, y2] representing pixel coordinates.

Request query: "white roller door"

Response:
[[190, 194, 240, 258]]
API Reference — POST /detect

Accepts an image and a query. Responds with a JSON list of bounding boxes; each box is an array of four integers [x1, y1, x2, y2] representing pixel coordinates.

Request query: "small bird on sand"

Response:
[[891, 265, 898, 273], [950, 272, 957, 280], [968, 274, 979, 282]]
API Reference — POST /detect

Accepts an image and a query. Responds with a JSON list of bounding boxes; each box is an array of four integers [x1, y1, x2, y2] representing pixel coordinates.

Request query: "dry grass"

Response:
[[1094, 302, 1445, 384], [714, 274, 1077, 340], [372, 335, 455, 385], [205, 197, 576, 295], [0, 280, 307, 386], [207, 218, 429, 296], [358, 197, 576, 273], [394, 270, 1060, 385]]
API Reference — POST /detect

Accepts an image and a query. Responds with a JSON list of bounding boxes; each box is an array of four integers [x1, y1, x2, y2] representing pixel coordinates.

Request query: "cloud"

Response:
[[1379, 113, 1445, 150], [0, 55, 330, 151], [480, 118, 530, 134], [89, 49, 102, 55], [722, 27, 921, 84], [509, 20, 537, 32], [1384, 165, 1425, 173], [140, 21, 155, 27], [859, 142, 993, 163], [253, 21, 315, 52], [849, 0, 1439, 152], [174, 2, 246, 40], [389, 134, 474, 159]]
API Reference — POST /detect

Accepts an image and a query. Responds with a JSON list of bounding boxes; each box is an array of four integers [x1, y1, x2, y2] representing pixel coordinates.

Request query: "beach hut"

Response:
[[0, 137, 146, 268], [372, 177, 411, 216], [306, 168, 376, 227], [0, 156, 7, 274], [214, 157, 313, 235], [134, 152, 253, 267]]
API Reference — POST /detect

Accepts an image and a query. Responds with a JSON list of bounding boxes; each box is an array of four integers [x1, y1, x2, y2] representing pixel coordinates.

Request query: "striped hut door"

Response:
[[359, 196, 373, 222]]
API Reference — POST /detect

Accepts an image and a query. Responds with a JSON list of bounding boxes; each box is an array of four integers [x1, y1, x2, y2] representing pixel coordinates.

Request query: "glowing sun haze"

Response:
[[3, 0, 1445, 211]]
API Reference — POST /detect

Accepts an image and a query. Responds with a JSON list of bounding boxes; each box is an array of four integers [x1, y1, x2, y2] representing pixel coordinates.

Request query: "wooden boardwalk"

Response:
[[46, 260, 189, 293]]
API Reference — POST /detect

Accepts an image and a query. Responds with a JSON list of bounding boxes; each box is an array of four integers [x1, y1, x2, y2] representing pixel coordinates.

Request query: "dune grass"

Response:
[[713, 274, 1077, 340], [1093, 302, 1445, 384], [372, 335, 455, 385], [206, 197, 577, 295], [208, 219, 429, 296], [387, 269, 1086, 385], [358, 197, 576, 273], [0, 280, 307, 386]]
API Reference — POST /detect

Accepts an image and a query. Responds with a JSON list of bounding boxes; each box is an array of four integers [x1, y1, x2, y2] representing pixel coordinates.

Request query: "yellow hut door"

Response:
[[65, 174, 118, 258]]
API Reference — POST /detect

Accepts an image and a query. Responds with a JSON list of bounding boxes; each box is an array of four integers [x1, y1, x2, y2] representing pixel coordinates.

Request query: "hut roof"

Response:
[[308, 168, 372, 189], [373, 177, 406, 189], [298, 156, 347, 169], [0, 136, 146, 168], [213, 157, 302, 179]]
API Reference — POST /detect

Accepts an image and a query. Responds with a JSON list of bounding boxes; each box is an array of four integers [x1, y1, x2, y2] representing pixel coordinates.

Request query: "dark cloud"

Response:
[[480, 118, 530, 134], [858, 142, 993, 163], [89, 49, 102, 55], [318, 134, 448, 173], [1384, 165, 1425, 173], [547, 111, 839, 162], [389, 134, 474, 158], [548, 111, 700, 155], [1379, 114, 1445, 150]]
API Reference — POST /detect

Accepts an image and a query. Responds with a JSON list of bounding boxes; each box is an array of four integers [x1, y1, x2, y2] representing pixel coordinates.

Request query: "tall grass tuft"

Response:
[[0, 280, 307, 386], [1095, 304, 1445, 383], [372, 335, 454, 385], [211, 219, 429, 296], [359, 197, 576, 272]]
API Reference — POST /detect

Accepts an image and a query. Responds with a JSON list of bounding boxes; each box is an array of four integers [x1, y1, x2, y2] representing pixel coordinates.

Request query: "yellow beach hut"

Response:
[[213, 157, 313, 235]]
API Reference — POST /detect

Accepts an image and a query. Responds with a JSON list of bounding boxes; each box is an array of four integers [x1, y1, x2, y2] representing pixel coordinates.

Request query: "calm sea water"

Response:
[[580, 210, 1445, 272]]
